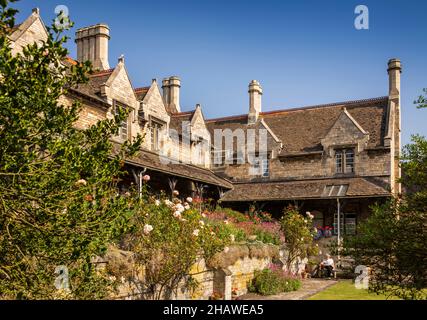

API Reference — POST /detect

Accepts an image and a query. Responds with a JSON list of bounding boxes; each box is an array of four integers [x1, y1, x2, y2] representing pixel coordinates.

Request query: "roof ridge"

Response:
[[206, 96, 388, 123], [90, 68, 115, 77], [261, 96, 388, 116], [171, 110, 196, 116], [134, 86, 150, 92], [206, 114, 247, 123]]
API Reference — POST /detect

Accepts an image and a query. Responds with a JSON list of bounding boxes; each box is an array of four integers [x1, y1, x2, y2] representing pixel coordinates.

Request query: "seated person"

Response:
[[320, 254, 335, 278]]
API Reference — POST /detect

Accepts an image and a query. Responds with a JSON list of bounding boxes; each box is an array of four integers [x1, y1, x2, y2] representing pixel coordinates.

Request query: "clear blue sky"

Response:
[[13, 0, 427, 145]]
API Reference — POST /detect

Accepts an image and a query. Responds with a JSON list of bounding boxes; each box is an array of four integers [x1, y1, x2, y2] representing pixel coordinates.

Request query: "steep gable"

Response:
[[142, 80, 170, 124], [260, 97, 388, 155], [9, 9, 48, 55], [321, 107, 370, 152], [190, 105, 210, 142], [103, 60, 138, 108]]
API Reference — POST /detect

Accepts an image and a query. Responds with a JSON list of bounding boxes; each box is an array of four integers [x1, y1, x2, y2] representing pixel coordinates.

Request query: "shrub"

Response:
[[280, 206, 319, 271], [248, 268, 301, 296]]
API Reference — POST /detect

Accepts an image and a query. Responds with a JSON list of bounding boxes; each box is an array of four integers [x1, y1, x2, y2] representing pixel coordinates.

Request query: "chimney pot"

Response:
[[248, 80, 262, 124], [75, 23, 110, 70], [388, 58, 402, 98]]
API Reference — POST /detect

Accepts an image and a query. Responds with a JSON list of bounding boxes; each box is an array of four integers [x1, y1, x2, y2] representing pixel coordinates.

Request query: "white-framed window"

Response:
[[114, 102, 130, 141], [335, 148, 355, 174], [150, 117, 165, 151], [251, 155, 270, 177]]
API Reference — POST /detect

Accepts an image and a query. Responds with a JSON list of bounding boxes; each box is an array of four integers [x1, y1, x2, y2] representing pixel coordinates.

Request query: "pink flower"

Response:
[[143, 175, 150, 182]]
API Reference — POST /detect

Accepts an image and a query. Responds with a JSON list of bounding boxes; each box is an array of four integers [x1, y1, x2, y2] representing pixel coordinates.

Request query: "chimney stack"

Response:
[[248, 80, 262, 124], [162, 78, 171, 108], [388, 58, 401, 99], [162, 76, 181, 113], [75, 24, 110, 70]]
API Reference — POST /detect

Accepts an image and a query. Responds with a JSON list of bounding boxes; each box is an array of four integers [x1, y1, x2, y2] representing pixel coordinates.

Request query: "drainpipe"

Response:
[[132, 168, 147, 199], [337, 198, 341, 267]]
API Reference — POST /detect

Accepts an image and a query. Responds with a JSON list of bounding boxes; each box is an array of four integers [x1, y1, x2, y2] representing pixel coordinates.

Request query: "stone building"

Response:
[[8, 9, 402, 236]]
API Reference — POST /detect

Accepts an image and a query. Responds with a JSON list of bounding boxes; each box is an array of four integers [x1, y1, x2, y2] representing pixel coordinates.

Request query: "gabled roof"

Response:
[[169, 110, 196, 136], [134, 87, 150, 101], [8, 9, 48, 43], [261, 97, 388, 155], [70, 68, 115, 105], [221, 177, 390, 202], [206, 116, 282, 154], [206, 97, 389, 156], [114, 144, 233, 189]]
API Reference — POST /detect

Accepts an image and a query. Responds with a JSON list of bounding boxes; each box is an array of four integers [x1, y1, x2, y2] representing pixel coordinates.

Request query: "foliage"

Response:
[[0, 1, 142, 299], [414, 88, 427, 109], [248, 266, 301, 296], [279, 206, 319, 271], [343, 124, 427, 300], [206, 207, 284, 245], [121, 193, 229, 300]]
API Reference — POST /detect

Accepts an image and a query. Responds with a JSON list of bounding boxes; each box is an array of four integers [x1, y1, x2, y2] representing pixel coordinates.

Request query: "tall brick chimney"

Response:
[[248, 80, 262, 124], [75, 24, 110, 70]]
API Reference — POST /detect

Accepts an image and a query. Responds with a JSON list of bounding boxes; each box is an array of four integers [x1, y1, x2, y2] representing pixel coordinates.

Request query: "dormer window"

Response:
[[150, 117, 165, 151], [335, 148, 355, 174], [114, 102, 130, 141]]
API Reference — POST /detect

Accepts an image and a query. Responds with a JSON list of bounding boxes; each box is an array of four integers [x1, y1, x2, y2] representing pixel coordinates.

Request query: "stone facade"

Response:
[[9, 9, 402, 226]]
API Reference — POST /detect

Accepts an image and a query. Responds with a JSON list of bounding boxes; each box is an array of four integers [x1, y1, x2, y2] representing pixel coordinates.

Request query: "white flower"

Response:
[[154, 199, 161, 206], [184, 203, 190, 210], [176, 204, 185, 213], [210, 231, 215, 235], [192, 229, 200, 237], [300, 237, 304, 241], [143, 175, 151, 182], [199, 220, 205, 226], [143, 224, 153, 235], [164, 199, 173, 207], [224, 246, 230, 253], [202, 213, 207, 218], [224, 220, 229, 225], [186, 197, 193, 203], [230, 234, 235, 242], [173, 190, 179, 196], [304, 219, 307, 223], [173, 211, 182, 218], [306, 211, 311, 216], [75, 179, 87, 187]]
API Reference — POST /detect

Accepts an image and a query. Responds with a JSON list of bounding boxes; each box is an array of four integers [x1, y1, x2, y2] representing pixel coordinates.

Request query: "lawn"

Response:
[[308, 280, 399, 300]]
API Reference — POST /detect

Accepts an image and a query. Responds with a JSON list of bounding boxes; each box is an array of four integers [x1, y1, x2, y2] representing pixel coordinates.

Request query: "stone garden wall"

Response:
[[104, 243, 293, 300]]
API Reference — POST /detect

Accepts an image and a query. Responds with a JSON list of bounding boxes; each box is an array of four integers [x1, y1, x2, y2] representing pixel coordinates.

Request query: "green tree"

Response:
[[343, 95, 427, 300], [0, 1, 142, 299]]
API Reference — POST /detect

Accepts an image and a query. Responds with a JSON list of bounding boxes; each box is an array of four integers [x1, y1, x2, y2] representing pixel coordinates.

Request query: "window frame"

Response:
[[335, 148, 355, 174], [114, 101, 130, 141], [149, 116, 166, 151]]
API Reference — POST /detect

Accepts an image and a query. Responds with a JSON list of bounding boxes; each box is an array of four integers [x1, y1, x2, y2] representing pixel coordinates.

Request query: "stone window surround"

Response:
[[328, 144, 357, 175], [149, 115, 166, 151], [113, 100, 133, 142]]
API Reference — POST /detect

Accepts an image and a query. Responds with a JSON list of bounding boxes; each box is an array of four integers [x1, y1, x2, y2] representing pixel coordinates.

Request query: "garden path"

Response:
[[238, 279, 338, 300]]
